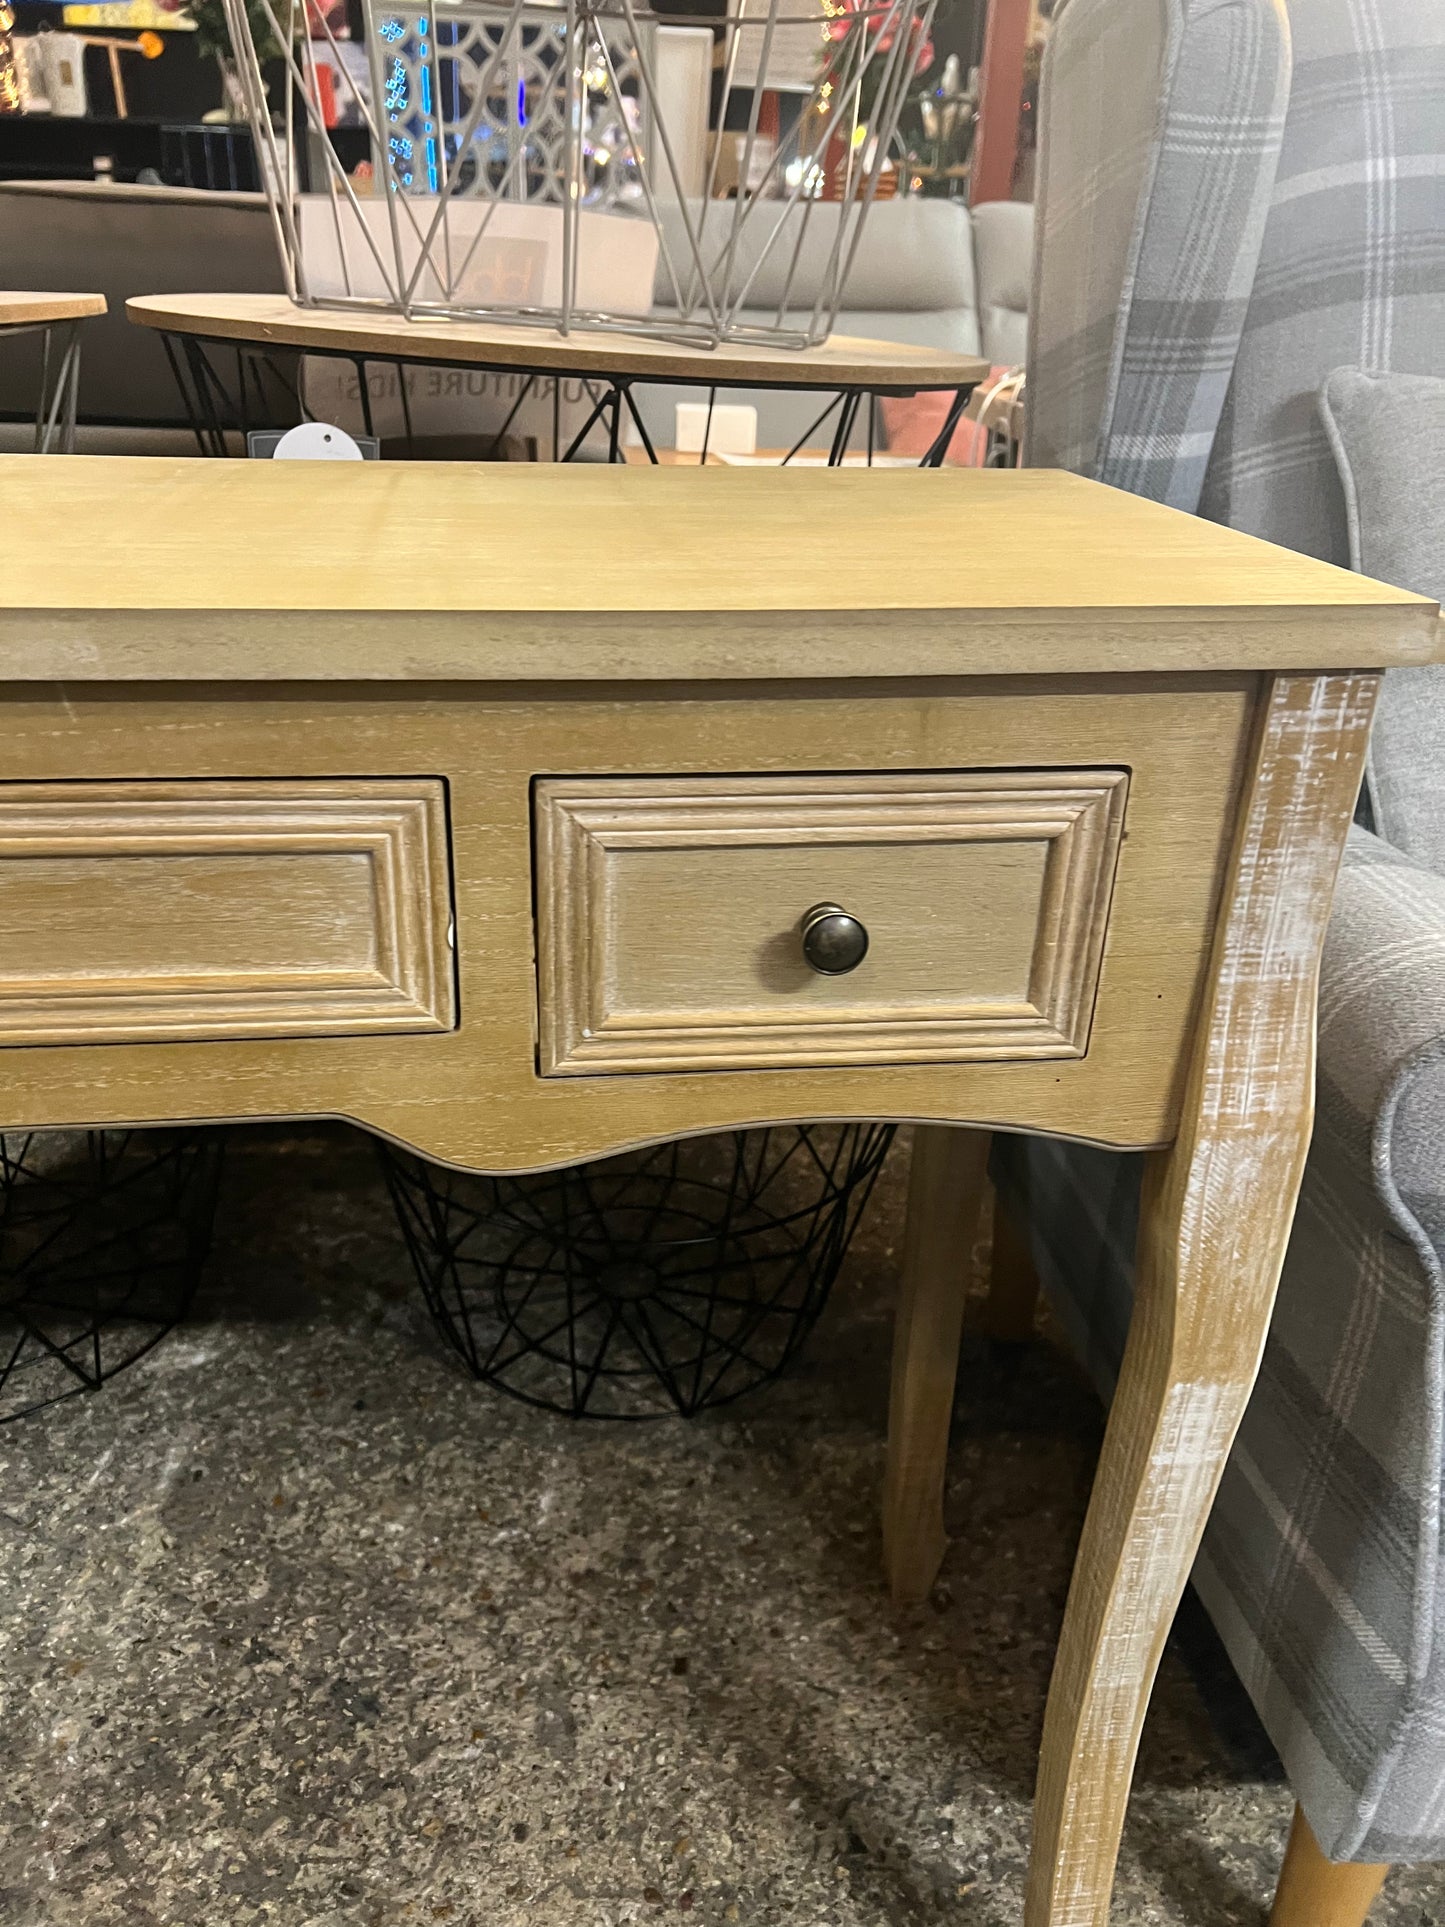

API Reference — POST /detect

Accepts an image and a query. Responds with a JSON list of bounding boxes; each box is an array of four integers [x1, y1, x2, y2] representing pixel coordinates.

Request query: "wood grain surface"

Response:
[[1024, 673, 1380, 1927], [1, 460, 1435, 684], [0, 779, 454, 1044], [883, 1124, 992, 1605], [125, 291, 990, 389], [0, 291, 107, 327], [0, 675, 1250, 1164], [1269, 1807, 1391, 1927], [534, 770, 1127, 1074]]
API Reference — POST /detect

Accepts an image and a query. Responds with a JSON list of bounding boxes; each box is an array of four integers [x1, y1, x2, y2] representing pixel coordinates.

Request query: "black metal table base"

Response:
[[2, 319, 85, 455], [158, 329, 976, 468]]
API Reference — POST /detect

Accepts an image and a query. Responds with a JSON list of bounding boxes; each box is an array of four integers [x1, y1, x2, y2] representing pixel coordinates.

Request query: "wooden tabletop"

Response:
[[1, 178, 267, 210], [0, 457, 1436, 682], [0, 291, 107, 328], [125, 292, 990, 392]]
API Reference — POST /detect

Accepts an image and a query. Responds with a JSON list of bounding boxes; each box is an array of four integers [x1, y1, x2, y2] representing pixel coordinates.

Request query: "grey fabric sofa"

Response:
[[635, 197, 1033, 452], [1005, 0, 1445, 1884], [0, 180, 286, 443], [0, 180, 1030, 457]]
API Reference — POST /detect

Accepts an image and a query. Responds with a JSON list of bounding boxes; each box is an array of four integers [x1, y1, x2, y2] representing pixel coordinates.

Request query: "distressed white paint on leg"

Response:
[[1027, 674, 1380, 1927], [1088, 1380, 1237, 1690], [1050, 1380, 1241, 1927]]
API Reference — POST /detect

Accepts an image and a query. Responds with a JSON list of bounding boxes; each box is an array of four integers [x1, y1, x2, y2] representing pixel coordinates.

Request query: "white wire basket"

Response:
[[222, 0, 939, 347]]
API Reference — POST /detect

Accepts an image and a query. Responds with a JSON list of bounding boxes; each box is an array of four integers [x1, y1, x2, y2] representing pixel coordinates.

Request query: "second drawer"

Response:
[[534, 769, 1129, 1075]]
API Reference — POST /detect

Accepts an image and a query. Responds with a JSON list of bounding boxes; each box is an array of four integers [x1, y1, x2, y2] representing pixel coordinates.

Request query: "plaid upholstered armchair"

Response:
[[993, 0, 1445, 1918]]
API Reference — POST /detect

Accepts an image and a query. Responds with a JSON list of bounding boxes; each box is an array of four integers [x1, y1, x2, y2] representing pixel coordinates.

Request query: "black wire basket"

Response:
[[382, 1125, 895, 1418], [0, 1130, 225, 1423]]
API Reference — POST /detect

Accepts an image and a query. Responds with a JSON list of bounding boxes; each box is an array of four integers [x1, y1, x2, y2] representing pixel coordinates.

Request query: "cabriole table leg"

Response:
[[1025, 674, 1378, 1926], [883, 1123, 991, 1606]]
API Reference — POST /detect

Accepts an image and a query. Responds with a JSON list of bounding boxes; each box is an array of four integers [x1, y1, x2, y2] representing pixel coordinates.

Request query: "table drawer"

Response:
[[0, 779, 455, 1046], [535, 770, 1129, 1075]]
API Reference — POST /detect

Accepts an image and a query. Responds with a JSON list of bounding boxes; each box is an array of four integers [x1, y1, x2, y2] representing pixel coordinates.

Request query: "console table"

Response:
[[125, 291, 988, 464], [2, 455, 1437, 1925]]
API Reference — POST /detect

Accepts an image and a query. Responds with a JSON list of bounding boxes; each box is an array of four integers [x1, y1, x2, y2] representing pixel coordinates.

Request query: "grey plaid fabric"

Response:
[[1013, 0, 1445, 1864], [1023, 0, 1289, 509], [1002, 833, 1445, 1860], [1201, 833, 1445, 1863], [1199, 2, 1445, 560], [1321, 368, 1445, 874]]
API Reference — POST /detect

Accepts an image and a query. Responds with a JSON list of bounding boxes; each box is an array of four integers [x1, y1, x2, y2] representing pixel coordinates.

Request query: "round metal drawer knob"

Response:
[[800, 902, 869, 976]]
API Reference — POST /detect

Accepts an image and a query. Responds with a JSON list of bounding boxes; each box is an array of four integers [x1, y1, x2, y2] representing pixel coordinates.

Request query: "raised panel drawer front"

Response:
[[0, 779, 455, 1046], [535, 770, 1129, 1075]]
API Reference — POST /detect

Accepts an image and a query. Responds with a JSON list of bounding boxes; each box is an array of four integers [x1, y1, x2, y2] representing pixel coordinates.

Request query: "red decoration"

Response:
[[824, 0, 934, 81]]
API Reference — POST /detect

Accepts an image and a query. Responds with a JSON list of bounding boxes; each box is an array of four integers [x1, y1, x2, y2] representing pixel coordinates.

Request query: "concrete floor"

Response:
[[2, 1124, 1440, 1926]]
